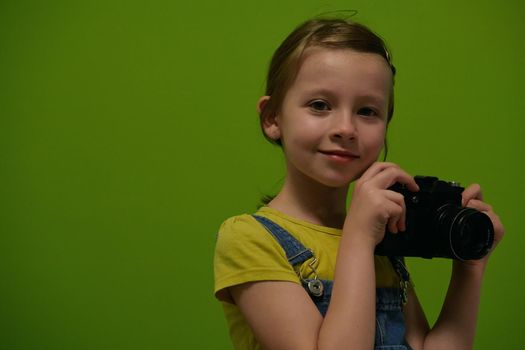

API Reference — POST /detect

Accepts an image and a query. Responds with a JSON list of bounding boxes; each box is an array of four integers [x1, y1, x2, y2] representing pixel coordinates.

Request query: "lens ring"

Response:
[[448, 207, 471, 260], [449, 208, 494, 260]]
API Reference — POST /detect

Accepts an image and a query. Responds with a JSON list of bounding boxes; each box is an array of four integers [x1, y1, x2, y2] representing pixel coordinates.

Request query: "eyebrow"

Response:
[[301, 87, 387, 106], [301, 88, 337, 99]]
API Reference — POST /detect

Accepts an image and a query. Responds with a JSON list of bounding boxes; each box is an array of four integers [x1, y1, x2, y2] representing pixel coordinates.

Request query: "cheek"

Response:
[[284, 120, 324, 147], [362, 126, 387, 152]]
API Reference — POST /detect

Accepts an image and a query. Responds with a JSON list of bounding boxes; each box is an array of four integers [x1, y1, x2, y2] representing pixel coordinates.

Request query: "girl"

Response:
[[214, 17, 504, 350]]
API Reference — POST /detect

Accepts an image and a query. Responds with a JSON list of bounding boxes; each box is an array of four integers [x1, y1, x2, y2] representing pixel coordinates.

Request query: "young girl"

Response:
[[214, 17, 504, 350]]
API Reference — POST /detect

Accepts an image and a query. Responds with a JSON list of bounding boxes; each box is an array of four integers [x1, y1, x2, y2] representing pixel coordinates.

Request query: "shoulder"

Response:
[[216, 214, 276, 252], [218, 214, 262, 238], [215, 213, 291, 262], [214, 213, 299, 302]]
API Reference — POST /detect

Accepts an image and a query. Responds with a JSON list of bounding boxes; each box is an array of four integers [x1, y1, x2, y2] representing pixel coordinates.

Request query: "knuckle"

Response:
[[394, 206, 403, 216], [372, 195, 384, 208], [394, 192, 404, 202]]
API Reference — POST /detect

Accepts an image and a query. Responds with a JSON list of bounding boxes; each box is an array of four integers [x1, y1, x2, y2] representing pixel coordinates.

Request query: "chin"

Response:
[[325, 170, 361, 187], [316, 176, 356, 189]]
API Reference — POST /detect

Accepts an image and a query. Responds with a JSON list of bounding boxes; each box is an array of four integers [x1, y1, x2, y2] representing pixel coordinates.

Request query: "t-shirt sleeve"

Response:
[[213, 214, 300, 303]]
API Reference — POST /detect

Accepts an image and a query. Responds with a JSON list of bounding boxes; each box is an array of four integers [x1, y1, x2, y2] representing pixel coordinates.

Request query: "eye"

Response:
[[308, 100, 331, 112], [357, 107, 379, 118]]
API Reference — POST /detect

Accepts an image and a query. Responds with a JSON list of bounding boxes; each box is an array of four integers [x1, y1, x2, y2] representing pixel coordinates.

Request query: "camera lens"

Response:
[[436, 205, 494, 260]]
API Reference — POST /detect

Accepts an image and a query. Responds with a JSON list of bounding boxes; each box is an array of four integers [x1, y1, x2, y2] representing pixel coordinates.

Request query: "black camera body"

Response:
[[374, 176, 494, 260]]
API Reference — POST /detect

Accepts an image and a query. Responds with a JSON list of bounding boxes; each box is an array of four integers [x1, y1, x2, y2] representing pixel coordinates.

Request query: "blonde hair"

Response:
[[259, 18, 396, 146]]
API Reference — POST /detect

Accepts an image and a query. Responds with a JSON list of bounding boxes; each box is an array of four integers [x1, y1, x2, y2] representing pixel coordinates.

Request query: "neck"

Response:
[[267, 171, 349, 229]]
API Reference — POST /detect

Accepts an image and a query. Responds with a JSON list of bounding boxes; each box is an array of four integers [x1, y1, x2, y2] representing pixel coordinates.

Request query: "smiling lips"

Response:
[[319, 149, 360, 162]]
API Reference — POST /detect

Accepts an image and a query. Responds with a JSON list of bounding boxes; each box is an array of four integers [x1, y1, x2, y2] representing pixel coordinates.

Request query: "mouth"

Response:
[[319, 149, 360, 162]]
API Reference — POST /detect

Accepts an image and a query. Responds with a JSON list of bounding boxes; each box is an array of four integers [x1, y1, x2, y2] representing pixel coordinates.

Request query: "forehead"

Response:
[[290, 48, 393, 100]]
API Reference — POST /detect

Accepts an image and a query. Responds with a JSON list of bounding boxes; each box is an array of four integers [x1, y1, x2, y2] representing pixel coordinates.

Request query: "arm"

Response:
[[404, 263, 484, 350], [230, 233, 379, 350], [231, 239, 376, 350], [404, 184, 504, 350], [230, 163, 419, 350]]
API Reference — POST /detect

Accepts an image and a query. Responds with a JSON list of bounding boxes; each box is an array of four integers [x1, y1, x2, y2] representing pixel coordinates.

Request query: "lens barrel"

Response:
[[436, 205, 494, 260]]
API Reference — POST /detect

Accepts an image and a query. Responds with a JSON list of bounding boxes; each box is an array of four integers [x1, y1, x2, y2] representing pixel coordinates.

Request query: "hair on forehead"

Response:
[[268, 19, 395, 93]]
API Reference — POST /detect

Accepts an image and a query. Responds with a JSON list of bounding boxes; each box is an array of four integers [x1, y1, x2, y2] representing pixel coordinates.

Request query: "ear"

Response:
[[257, 95, 281, 141]]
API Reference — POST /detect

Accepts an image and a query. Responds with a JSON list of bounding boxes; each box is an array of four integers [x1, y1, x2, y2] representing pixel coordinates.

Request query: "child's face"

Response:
[[266, 48, 392, 188]]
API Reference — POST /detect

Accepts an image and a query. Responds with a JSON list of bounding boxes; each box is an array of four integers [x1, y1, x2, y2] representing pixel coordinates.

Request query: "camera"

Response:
[[374, 176, 494, 260]]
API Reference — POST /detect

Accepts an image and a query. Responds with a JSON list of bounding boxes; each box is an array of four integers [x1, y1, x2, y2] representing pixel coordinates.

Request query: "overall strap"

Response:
[[252, 215, 313, 266], [388, 256, 410, 305], [252, 214, 411, 287]]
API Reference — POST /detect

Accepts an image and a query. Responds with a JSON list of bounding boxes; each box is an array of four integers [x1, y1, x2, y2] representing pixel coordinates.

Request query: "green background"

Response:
[[1, 0, 523, 349]]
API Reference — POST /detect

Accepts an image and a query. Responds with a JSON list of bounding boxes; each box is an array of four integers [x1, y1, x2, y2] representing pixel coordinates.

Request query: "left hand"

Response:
[[458, 183, 505, 269]]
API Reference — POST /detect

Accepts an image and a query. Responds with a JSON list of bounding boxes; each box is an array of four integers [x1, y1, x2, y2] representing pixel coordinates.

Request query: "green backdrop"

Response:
[[1, 1, 523, 349]]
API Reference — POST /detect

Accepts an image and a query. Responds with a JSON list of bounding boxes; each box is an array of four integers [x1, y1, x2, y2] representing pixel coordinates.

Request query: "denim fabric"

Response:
[[253, 215, 412, 349]]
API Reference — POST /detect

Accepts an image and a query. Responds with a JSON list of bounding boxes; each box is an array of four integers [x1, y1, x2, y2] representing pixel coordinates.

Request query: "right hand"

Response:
[[344, 162, 419, 249]]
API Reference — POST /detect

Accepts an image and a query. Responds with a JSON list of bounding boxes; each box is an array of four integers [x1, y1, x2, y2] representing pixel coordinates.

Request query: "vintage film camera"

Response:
[[374, 176, 494, 260]]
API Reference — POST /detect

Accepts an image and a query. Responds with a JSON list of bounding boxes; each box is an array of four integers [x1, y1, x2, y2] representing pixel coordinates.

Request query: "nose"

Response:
[[330, 113, 357, 141]]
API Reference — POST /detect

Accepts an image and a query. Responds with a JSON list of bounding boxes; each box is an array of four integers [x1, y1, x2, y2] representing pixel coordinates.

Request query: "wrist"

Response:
[[341, 225, 378, 254], [452, 259, 487, 277]]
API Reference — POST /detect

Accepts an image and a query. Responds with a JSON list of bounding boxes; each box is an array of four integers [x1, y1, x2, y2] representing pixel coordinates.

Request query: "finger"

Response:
[[368, 166, 419, 192], [464, 198, 492, 213], [398, 196, 407, 232], [384, 190, 407, 232], [466, 200, 503, 237], [464, 200, 504, 251], [358, 162, 399, 183], [479, 211, 504, 254], [387, 217, 399, 234], [384, 191, 405, 233], [486, 212, 505, 242], [462, 183, 483, 206]]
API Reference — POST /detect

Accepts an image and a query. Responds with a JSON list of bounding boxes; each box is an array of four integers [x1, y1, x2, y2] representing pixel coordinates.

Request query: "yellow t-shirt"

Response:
[[213, 206, 402, 349]]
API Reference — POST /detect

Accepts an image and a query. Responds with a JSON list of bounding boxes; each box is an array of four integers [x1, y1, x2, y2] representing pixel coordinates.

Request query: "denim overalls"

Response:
[[253, 215, 412, 350]]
